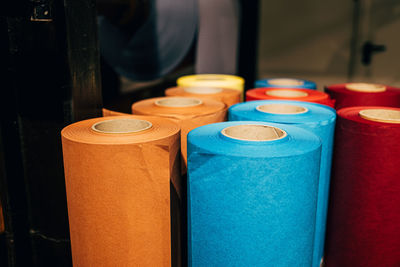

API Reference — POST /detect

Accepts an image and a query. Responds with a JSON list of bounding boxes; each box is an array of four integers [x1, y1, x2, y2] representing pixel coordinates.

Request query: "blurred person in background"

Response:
[[97, 0, 240, 97]]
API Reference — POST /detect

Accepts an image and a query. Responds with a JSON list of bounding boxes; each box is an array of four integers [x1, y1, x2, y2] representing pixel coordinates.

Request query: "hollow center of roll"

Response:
[[268, 78, 304, 86], [359, 109, 400, 124], [92, 119, 152, 133], [155, 97, 202, 107], [266, 89, 308, 97], [184, 87, 223, 94], [221, 124, 287, 141], [256, 104, 308, 114], [345, 83, 386, 92]]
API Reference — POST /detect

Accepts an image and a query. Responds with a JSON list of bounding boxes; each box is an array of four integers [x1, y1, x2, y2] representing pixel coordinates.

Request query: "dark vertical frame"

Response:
[[238, 0, 260, 91], [0, 0, 102, 266]]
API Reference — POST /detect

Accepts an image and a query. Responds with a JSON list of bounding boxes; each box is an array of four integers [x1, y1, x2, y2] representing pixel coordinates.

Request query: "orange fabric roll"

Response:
[[165, 86, 241, 107], [246, 88, 335, 108], [61, 115, 181, 267], [102, 108, 129, 117], [131, 97, 227, 171]]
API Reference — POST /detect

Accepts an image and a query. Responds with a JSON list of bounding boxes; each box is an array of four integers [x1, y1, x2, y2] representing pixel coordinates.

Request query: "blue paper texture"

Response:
[[255, 78, 317, 89], [187, 121, 321, 266], [229, 100, 336, 267]]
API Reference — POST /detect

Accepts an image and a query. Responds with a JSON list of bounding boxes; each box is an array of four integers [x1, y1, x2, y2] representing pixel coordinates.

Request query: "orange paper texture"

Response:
[[165, 86, 241, 107], [61, 115, 181, 267], [131, 97, 227, 171], [102, 108, 129, 117]]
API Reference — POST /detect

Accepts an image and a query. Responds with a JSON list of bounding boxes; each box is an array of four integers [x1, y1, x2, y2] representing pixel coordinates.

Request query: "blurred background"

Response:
[[257, 0, 400, 89]]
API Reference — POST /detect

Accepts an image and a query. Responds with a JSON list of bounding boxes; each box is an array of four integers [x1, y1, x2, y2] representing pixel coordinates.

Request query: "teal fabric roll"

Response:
[[255, 78, 317, 89], [187, 121, 321, 266], [229, 100, 336, 267]]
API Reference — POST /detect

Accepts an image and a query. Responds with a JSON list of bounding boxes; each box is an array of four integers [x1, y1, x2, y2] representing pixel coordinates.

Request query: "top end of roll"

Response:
[[221, 124, 287, 142], [155, 97, 203, 108], [256, 104, 308, 115], [195, 76, 226, 81], [345, 83, 386, 92], [266, 89, 308, 98], [359, 108, 400, 124], [184, 87, 223, 94], [268, 78, 304, 86], [91, 118, 153, 134]]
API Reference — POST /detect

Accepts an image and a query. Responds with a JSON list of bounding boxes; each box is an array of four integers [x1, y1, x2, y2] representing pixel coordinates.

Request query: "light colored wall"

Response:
[[257, 0, 400, 89]]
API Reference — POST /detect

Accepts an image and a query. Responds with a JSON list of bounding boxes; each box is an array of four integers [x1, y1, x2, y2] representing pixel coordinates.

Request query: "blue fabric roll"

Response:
[[229, 100, 336, 267], [255, 78, 317, 89], [187, 121, 321, 266]]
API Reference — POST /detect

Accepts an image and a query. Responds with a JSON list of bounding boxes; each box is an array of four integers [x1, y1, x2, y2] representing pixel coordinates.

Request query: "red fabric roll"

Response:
[[325, 83, 400, 110], [246, 88, 335, 107], [325, 106, 400, 267]]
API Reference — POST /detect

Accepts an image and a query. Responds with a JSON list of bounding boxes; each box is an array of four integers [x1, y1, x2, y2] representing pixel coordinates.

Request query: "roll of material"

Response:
[[325, 107, 400, 267], [102, 108, 129, 117], [325, 83, 400, 110], [187, 121, 322, 266], [255, 78, 317, 89], [229, 100, 336, 267], [176, 74, 245, 100], [165, 86, 241, 107], [61, 116, 182, 266], [246, 88, 335, 108], [131, 97, 227, 170]]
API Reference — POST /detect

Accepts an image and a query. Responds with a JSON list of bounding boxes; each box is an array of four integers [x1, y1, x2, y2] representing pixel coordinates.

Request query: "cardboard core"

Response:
[[268, 78, 304, 86], [155, 97, 202, 107], [359, 109, 400, 124], [92, 119, 152, 134], [266, 89, 308, 98], [184, 87, 223, 94], [345, 83, 386, 92], [257, 104, 308, 114], [221, 124, 287, 141]]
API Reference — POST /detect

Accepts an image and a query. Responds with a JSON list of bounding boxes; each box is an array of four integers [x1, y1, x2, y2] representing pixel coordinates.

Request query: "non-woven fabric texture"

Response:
[[187, 121, 321, 266], [325, 106, 400, 267], [229, 100, 336, 267]]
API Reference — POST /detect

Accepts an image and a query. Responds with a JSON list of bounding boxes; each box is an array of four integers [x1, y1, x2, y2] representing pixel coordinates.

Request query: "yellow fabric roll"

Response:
[[177, 74, 245, 100]]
